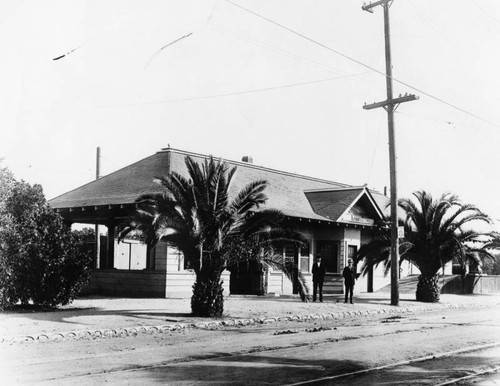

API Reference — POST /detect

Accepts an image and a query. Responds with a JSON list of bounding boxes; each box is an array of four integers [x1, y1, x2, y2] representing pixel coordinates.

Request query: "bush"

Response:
[[0, 168, 92, 309]]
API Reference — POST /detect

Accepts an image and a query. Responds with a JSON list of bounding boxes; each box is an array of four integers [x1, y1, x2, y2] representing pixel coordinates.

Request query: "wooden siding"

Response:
[[442, 275, 500, 294], [165, 271, 196, 297], [81, 269, 166, 297], [166, 245, 183, 272], [267, 272, 284, 295]]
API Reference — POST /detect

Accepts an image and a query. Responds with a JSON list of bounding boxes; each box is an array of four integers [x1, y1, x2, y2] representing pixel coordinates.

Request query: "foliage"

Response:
[[0, 168, 93, 309], [356, 191, 499, 302], [121, 155, 309, 317], [72, 227, 97, 264], [481, 251, 500, 275]]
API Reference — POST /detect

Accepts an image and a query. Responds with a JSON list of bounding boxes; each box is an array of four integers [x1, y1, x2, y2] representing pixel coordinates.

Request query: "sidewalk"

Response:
[[1, 293, 499, 343]]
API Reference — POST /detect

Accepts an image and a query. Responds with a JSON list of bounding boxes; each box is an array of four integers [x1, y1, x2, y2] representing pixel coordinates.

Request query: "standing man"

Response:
[[343, 258, 356, 304], [312, 255, 326, 302]]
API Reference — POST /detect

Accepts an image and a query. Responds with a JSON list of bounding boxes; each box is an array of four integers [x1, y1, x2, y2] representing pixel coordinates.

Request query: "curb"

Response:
[[1, 300, 497, 345]]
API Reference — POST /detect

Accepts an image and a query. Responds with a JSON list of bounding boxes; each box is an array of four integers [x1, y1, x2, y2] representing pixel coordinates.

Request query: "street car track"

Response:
[[8, 308, 499, 385], [287, 341, 500, 385], [37, 329, 500, 385], [435, 364, 500, 386]]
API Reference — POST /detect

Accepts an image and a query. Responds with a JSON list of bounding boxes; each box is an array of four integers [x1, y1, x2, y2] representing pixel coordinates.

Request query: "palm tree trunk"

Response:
[[191, 269, 224, 317], [416, 274, 440, 302]]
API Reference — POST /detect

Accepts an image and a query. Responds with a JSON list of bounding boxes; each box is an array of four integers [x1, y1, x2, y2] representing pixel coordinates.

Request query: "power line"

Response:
[[27, 73, 369, 112], [469, 0, 500, 27], [395, 110, 496, 132], [144, 32, 193, 69], [102, 73, 367, 107], [406, 0, 450, 42], [209, 23, 353, 78], [224, 0, 500, 129], [225, 1, 384, 81]]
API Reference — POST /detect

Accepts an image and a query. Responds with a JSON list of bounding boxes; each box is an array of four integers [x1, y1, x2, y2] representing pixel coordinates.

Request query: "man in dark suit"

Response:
[[343, 258, 356, 304], [312, 256, 326, 302]]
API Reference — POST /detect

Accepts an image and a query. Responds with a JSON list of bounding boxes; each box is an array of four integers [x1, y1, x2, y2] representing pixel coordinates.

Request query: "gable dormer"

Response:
[[305, 186, 385, 226]]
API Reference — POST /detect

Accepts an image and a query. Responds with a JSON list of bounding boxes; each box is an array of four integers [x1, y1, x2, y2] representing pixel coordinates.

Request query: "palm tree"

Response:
[[356, 191, 498, 302], [120, 155, 309, 317]]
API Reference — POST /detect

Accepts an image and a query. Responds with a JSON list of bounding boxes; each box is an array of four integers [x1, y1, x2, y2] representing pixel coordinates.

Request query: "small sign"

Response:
[[398, 226, 405, 239]]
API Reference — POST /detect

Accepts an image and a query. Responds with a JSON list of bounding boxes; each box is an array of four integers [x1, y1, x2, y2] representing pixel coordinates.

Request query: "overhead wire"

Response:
[[406, 0, 450, 42], [395, 109, 500, 133], [208, 23, 353, 77], [29, 72, 371, 112], [144, 32, 193, 69], [468, 0, 500, 27], [224, 0, 500, 129]]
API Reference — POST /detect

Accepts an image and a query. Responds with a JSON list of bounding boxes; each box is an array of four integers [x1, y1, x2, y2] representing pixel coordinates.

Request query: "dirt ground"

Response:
[[1, 292, 499, 340], [2, 305, 500, 385]]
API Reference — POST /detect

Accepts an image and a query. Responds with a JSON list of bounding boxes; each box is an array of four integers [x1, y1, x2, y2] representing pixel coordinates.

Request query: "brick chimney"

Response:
[[241, 156, 253, 164]]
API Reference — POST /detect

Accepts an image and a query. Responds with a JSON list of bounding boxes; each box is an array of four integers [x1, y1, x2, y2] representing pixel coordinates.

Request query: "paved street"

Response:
[[2, 302, 500, 385]]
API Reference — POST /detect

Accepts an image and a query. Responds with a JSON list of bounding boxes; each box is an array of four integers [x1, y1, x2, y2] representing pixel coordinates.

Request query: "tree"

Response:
[[356, 191, 498, 302], [121, 155, 309, 317], [0, 167, 93, 309]]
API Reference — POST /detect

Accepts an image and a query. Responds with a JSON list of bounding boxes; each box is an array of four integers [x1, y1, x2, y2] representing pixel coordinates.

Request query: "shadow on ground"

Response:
[[124, 355, 367, 385], [115, 353, 500, 385]]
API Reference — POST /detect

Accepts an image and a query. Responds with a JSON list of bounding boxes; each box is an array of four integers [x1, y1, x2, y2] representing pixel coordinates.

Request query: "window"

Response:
[[273, 244, 284, 258], [348, 245, 358, 261], [300, 241, 310, 272], [284, 246, 295, 264], [114, 240, 148, 270]]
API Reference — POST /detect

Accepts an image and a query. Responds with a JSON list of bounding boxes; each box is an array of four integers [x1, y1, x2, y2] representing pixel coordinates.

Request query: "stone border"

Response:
[[1, 301, 497, 345]]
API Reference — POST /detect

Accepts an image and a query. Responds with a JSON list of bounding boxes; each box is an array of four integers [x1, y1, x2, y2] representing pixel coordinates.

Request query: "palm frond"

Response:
[[230, 180, 269, 215], [361, 190, 498, 279]]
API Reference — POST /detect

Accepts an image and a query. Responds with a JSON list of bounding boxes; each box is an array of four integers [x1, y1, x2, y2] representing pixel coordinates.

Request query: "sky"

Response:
[[1, 0, 500, 225]]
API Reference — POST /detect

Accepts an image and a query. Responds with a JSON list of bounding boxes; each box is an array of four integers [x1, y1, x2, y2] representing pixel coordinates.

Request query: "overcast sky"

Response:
[[2, 0, 500, 223]]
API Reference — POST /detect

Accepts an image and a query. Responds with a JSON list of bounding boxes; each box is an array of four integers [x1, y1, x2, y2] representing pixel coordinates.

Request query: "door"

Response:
[[316, 240, 339, 273]]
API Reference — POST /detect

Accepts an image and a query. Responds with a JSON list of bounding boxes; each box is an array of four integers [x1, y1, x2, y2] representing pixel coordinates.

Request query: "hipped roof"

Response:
[[49, 148, 387, 224]]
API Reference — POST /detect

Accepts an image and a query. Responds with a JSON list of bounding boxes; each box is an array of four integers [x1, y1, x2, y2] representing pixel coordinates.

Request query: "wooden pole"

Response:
[[94, 147, 101, 269], [383, 2, 400, 306], [363, 0, 418, 305]]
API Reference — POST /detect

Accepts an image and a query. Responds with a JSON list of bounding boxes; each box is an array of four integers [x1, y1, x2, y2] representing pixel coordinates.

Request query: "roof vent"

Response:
[[242, 156, 253, 164]]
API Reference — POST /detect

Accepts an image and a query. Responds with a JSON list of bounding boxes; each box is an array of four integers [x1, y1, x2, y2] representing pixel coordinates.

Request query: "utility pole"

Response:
[[96, 146, 101, 181], [362, 0, 418, 306], [94, 146, 101, 269]]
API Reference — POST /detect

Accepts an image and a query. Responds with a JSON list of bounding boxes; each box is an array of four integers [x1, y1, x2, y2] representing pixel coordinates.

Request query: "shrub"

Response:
[[0, 168, 92, 309]]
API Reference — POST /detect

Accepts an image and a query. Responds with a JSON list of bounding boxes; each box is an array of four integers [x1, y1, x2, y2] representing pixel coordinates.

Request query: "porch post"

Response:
[[146, 244, 156, 270], [105, 223, 116, 269], [367, 266, 374, 293], [94, 224, 101, 269]]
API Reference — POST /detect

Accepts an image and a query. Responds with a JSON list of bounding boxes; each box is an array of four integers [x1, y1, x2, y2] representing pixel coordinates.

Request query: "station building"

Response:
[[49, 147, 398, 298]]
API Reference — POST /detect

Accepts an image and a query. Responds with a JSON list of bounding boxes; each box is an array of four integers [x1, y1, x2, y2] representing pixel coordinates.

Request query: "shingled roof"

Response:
[[305, 187, 385, 224], [49, 148, 387, 224]]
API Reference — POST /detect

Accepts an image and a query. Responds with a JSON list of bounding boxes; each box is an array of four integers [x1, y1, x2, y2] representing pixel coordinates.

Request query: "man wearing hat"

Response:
[[342, 258, 356, 304], [312, 255, 326, 302]]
